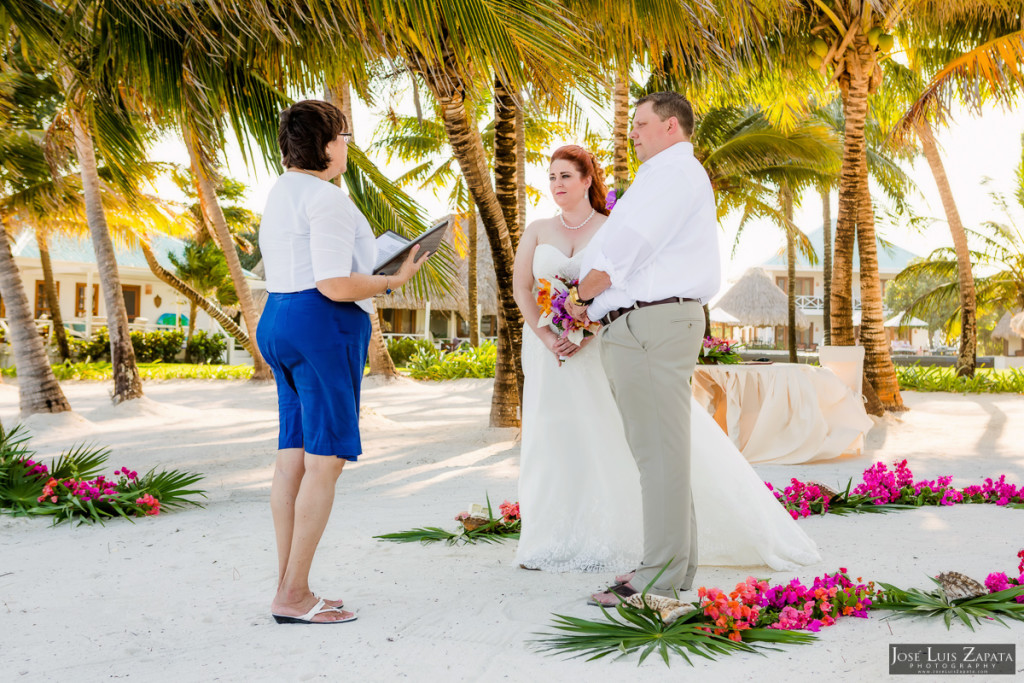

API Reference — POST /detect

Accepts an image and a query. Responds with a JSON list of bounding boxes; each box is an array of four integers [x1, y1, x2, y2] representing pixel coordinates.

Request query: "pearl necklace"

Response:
[[560, 208, 596, 231]]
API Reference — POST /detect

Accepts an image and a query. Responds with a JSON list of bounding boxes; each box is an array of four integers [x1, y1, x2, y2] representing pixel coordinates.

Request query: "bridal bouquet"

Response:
[[535, 276, 600, 346]]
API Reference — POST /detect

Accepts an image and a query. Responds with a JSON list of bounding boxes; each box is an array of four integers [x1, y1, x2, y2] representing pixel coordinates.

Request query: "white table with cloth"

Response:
[[692, 364, 873, 464]]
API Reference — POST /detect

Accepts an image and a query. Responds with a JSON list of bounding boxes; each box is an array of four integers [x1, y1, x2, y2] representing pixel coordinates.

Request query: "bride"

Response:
[[511, 145, 821, 575]]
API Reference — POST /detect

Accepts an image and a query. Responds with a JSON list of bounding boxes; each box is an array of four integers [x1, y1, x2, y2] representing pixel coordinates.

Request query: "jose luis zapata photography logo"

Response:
[[890, 644, 1016, 675]]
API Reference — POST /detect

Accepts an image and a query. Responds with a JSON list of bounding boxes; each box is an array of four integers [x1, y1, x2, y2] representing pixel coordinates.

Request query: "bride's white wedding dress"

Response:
[[515, 244, 821, 573]]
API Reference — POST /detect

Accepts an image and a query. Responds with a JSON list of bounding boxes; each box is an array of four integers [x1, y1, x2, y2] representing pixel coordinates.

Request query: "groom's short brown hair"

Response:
[[636, 92, 694, 137]]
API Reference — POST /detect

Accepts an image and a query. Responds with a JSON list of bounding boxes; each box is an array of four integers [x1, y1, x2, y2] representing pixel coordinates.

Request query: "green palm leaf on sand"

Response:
[[876, 580, 1024, 630]]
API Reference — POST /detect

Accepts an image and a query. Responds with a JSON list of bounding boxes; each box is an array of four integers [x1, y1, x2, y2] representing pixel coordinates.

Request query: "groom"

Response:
[[567, 91, 720, 603]]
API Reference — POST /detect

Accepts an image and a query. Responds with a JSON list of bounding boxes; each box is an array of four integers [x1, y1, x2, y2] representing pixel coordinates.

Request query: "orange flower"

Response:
[[535, 279, 554, 315]]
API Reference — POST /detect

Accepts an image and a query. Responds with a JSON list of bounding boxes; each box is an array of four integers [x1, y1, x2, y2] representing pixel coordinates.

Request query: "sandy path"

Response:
[[1, 379, 1022, 681]]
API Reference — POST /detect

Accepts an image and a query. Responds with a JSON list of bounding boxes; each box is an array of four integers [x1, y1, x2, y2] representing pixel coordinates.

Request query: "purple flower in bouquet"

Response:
[[605, 189, 617, 211]]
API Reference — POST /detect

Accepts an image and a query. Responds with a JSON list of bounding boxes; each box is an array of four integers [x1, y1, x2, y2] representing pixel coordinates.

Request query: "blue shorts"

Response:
[[256, 289, 371, 459]]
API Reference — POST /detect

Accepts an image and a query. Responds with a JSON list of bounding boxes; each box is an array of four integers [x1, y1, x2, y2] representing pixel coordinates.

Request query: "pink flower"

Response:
[[135, 494, 160, 516]]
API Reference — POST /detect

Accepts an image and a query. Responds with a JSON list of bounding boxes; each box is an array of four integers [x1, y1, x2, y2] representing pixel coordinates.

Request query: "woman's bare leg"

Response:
[[271, 452, 350, 621], [271, 448, 305, 586]]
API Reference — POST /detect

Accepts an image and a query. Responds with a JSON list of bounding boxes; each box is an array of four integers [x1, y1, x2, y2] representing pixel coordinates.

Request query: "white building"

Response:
[[1, 232, 262, 362], [727, 225, 928, 351]]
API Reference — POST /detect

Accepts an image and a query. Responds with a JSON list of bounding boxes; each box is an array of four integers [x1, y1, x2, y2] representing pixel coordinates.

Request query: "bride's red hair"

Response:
[[550, 145, 610, 216]]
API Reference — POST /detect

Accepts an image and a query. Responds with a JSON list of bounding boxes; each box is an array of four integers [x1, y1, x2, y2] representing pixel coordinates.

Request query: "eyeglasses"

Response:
[[340, 133, 353, 141]]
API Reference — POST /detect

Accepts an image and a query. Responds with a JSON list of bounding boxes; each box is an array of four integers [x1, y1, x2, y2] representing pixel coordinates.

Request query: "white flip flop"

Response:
[[272, 598, 357, 624]]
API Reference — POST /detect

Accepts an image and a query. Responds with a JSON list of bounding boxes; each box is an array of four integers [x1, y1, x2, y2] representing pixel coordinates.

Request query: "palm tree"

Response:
[[694, 106, 840, 362], [167, 240, 237, 356], [3, 0, 152, 403], [886, 17, 1024, 375], [373, 94, 568, 423], [896, 175, 1024, 343]]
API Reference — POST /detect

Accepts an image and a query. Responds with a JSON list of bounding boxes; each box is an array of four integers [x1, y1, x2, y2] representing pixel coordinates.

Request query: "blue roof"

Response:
[[759, 223, 920, 272], [13, 232, 258, 279]]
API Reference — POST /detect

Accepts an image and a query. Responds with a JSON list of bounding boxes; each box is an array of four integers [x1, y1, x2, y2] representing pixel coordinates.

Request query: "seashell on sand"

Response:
[[809, 481, 840, 499], [936, 571, 986, 601], [625, 593, 696, 625], [460, 514, 490, 532]]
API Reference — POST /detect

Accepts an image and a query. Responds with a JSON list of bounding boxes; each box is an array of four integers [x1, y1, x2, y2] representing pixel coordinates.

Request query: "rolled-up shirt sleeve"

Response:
[[309, 185, 357, 282]]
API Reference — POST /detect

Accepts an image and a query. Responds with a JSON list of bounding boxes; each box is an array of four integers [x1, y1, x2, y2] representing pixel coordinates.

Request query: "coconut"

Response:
[[811, 38, 829, 57], [877, 33, 894, 52], [867, 27, 882, 47], [806, 53, 823, 70]]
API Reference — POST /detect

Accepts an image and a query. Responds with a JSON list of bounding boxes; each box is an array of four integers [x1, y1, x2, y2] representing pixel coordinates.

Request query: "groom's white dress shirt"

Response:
[[580, 141, 720, 320]]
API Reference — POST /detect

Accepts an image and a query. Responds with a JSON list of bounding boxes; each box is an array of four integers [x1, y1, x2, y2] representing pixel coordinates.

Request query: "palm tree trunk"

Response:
[[782, 186, 797, 363], [831, 63, 867, 349], [0, 219, 71, 415], [494, 77, 519, 248], [184, 134, 272, 381], [467, 202, 480, 347], [612, 69, 631, 192], [493, 77, 525, 404], [68, 105, 143, 403], [423, 67, 522, 427], [139, 240, 252, 349], [35, 226, 70, 361], [856, 151, 903, 411], [515, 104, 526, 238], [326, 80, 398, 378], [820, 185, 832, 346], [915, 119, 977, 377], [835, 39, 903, 412]]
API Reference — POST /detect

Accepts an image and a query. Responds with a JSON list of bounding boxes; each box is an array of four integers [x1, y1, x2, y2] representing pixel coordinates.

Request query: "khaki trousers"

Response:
[[598, 300, 704, 595]]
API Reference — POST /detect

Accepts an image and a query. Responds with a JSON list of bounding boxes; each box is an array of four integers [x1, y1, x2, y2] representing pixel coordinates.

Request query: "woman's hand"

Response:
[[393, 245, 431, 287], [540, 329, 581, 360]]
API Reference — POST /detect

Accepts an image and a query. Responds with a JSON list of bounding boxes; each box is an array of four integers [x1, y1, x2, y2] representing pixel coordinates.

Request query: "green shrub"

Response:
[[186, 330, 228, 364], [896, 364, 1024, 393], [70, 326, 111, 361], [69, 327, 185, 363], [386, 337, 436, 366], [130, 330, 186, 363], [406, 341, 496, 380]]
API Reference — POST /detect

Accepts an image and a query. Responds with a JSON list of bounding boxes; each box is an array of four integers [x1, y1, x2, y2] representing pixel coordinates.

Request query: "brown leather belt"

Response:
[[601, 297, 699, 326]]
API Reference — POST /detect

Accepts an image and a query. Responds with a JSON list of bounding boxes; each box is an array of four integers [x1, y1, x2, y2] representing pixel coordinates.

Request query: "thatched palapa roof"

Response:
[[375, 213, 499, 317], [712, 267, 809, 329], [1009, 311, 1024, 338], [992, 311, 1018, 340]]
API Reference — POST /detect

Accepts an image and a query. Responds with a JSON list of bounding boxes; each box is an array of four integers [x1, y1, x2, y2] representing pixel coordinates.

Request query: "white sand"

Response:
[[1, 379, 1022, 682]]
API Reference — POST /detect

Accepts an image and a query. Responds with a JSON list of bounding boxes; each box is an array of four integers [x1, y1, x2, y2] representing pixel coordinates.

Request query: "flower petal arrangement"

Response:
[[0, 425, 205, 525], [375, 495, 521, 545], [538, 552, 1024, 667], [766, 459, 1024, 519], [535, 276, 600, 347], [698, 336, 743, 365]]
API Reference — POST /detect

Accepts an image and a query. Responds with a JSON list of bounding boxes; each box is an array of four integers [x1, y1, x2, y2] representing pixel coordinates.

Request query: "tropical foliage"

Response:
[[0, 425, 204, 525], [375, 496, 520, 545], [406, 341, 497, 381]]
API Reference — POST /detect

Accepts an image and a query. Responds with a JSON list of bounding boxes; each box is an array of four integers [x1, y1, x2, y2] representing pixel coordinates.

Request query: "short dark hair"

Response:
[[278, 100, 347, 171], [635, 91, 694, 137]]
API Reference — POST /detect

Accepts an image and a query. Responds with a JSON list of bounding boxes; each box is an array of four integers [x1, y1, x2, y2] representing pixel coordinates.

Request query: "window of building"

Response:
[[122, 284, 141, 322], [34, 280, 59, 318], [775, 276, 815, 296], [75, 283, 100, 317]]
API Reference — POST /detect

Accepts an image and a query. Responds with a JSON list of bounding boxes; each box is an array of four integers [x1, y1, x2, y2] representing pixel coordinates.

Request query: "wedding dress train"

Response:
[[515, 244, 821, 573]]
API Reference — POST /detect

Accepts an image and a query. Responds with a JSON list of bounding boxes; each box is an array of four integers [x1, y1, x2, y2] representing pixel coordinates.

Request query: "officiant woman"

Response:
[[257, 99, 426, 625]]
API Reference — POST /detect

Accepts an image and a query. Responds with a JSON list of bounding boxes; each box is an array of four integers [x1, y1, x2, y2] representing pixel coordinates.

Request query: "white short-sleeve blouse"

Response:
[[258, 172, 376, 313]]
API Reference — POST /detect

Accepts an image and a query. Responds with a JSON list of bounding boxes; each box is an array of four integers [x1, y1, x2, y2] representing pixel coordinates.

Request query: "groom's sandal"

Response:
[[587, 582, 639, 607], [272, 598, 357, 624], [613, 570, 635, 586]]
